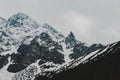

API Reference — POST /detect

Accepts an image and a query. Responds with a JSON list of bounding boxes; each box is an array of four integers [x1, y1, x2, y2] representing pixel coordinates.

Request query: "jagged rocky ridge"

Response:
[[0, 13, 106, 80]]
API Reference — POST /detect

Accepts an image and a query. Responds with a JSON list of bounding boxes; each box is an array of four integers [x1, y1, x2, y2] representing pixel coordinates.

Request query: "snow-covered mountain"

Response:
[[0, 13, 105, 80]]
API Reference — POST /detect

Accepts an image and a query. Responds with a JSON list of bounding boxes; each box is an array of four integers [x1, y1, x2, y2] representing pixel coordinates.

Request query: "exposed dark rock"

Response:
[[0, 55, 9, 69], [70, 43, 105, 59], [7, 64, 27, 73]]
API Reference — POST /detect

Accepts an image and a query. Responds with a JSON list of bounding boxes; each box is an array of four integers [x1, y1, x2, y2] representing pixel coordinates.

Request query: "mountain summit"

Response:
[[6, 13, 39, 28]]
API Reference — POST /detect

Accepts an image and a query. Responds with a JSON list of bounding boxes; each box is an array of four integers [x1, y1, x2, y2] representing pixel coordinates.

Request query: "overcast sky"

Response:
[[0, 0, 120, 45]]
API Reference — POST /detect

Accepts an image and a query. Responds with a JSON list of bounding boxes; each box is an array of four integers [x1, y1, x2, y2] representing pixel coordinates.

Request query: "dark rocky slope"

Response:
[[35, 41, 120, 80]]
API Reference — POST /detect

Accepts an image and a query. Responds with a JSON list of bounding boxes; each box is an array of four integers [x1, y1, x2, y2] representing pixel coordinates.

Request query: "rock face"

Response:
[[7, 32, 65, 73], [0, 13, 106, 80], [69, 43, 105, 59], [35, 41, 120, 80], [0, 55, 9, 69]]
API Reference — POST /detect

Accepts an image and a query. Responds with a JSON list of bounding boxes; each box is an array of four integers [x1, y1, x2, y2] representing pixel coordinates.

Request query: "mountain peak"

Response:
[[9, 12, 29, 21], [6, 13, 39, 28], [6, 13, 29, 27], [65, 32, 76, 48], [69, 31, 75, 39], [66, 31, 76, 41]]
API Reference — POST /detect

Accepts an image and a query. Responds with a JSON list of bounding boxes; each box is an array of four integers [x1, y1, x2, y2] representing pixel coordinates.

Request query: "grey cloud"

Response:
[[0, 0, 120, 44]]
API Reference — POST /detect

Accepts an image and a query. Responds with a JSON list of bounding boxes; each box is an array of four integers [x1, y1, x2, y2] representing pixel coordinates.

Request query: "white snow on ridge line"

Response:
[[97, 46, 109, 55], [109, 42, 118, 49], [76, 47, 108, 65], [68, 49, 100, 69], [81, 49, 100, 63], [68, 43, 116, 69]]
